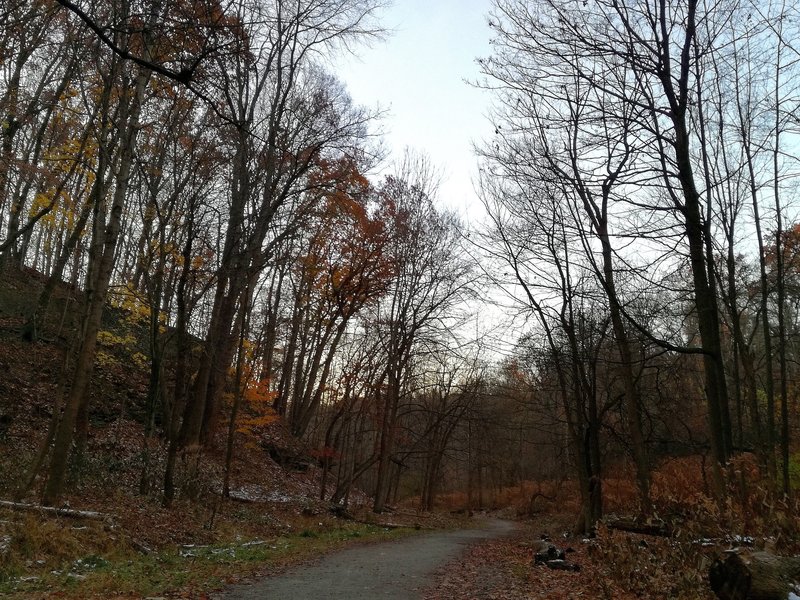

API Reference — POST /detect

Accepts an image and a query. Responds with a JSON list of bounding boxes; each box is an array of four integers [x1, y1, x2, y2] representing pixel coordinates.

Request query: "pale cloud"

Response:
[[336, 0, 494, 219]]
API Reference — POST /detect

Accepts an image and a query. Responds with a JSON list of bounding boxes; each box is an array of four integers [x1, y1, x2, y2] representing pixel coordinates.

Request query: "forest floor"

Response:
[[424, 515, 716, 600], [210, 515, 684, 600]]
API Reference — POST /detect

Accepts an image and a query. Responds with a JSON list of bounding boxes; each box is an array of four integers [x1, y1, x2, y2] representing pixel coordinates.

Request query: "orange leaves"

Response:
[[236, 412, 279, 435], [243, 378, 276, 405], [235, 367, 279, 438], [769, 222, 800, 275], [295, 156, 396, 315]]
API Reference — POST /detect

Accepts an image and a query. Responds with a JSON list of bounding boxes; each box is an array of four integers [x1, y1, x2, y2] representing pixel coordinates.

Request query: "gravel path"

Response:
[[214, 519, 515, 600]]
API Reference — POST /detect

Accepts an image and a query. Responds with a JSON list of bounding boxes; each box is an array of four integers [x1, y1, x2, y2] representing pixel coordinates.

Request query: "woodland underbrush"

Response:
[[0, 273, 425, 596], [414, 455, 800, 598], [515, 455, 800, 598]]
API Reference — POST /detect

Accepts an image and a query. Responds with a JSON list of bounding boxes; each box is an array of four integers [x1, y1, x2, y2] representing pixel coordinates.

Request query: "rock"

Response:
[[546, 559, 580, 572], [531, 538, 581, 572], [532, 540, 566, 565]]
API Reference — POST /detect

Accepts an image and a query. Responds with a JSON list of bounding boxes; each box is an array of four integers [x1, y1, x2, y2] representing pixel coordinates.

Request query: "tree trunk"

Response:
[[178, 273, 238, 447], [658, 3, 731, 491], [598, 227, 650, 509], [373, 375, 398, 513], [139, 240, 166, 496], [42, 57, 150, 505], [162, 207, 194, 507]]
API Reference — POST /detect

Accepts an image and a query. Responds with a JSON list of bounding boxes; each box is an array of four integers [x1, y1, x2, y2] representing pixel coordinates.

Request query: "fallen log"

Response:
[[0, 500, 112, 522], [709, 551, 800, 600], [604, 515, 672, 537], [341, 514, 429, 531], [371, 522, 410, 530]]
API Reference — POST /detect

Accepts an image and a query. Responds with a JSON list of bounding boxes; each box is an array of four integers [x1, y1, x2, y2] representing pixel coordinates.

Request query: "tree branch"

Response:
[[54, 0, 197, 84]]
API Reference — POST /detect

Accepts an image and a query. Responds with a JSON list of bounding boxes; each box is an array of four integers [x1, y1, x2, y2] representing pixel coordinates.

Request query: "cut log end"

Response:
[[710, 551, 800, 600]]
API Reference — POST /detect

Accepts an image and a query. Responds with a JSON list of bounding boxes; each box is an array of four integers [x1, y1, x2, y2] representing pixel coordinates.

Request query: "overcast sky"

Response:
[[336, 0, 495, 219]]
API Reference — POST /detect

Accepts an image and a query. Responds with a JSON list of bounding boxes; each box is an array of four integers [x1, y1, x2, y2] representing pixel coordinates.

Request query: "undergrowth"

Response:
[[422, 454, 800, 599]]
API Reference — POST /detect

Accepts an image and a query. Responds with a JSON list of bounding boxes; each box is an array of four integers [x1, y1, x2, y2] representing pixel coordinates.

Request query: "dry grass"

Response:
[[0, 507, 422, 598]]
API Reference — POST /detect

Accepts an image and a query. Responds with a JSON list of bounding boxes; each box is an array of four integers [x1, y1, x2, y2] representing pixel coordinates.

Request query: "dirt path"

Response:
[[213, 519, 515, 600]]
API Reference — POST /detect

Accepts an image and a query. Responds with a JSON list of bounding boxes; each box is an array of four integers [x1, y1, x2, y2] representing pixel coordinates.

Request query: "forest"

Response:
[[2, 0, 800, 598]]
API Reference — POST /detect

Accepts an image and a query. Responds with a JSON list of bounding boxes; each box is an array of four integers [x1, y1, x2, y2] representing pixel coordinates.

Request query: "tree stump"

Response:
[[709, 551, 800, 600]]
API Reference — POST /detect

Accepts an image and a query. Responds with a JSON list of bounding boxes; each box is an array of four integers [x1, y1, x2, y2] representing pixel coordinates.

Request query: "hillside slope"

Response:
[[0, 266, 414, 597]]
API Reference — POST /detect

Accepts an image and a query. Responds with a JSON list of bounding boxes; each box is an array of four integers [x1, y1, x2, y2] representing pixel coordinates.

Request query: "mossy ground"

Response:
[[0, 513, 419, 598]]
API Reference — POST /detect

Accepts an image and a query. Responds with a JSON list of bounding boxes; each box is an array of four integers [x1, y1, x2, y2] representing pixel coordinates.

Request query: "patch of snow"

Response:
[[225, 484, 307, 504], [727, 534, 754, 546], [179, 544, 207, 558], [227, 484, 266, 502], [266, 491, 295, 503]]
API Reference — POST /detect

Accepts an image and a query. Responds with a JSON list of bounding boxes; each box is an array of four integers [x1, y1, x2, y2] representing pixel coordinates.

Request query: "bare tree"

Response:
[[478, 18, 656, 507], [370, 155, 473, 512]]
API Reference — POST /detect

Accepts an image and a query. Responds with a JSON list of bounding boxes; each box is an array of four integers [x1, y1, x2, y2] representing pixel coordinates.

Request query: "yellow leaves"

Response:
[[43, 133, 98, 180], [149, 239, 183, 264], [28, 191, 58, 226], [191, 248, 214, 271], [111, 283, 152, 325], [97, 330, 132, 347], [29, 136, 97, 235], [131, 352, 148, 370], [97, 328, 139, 351], [96, 329, 146, 369]]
